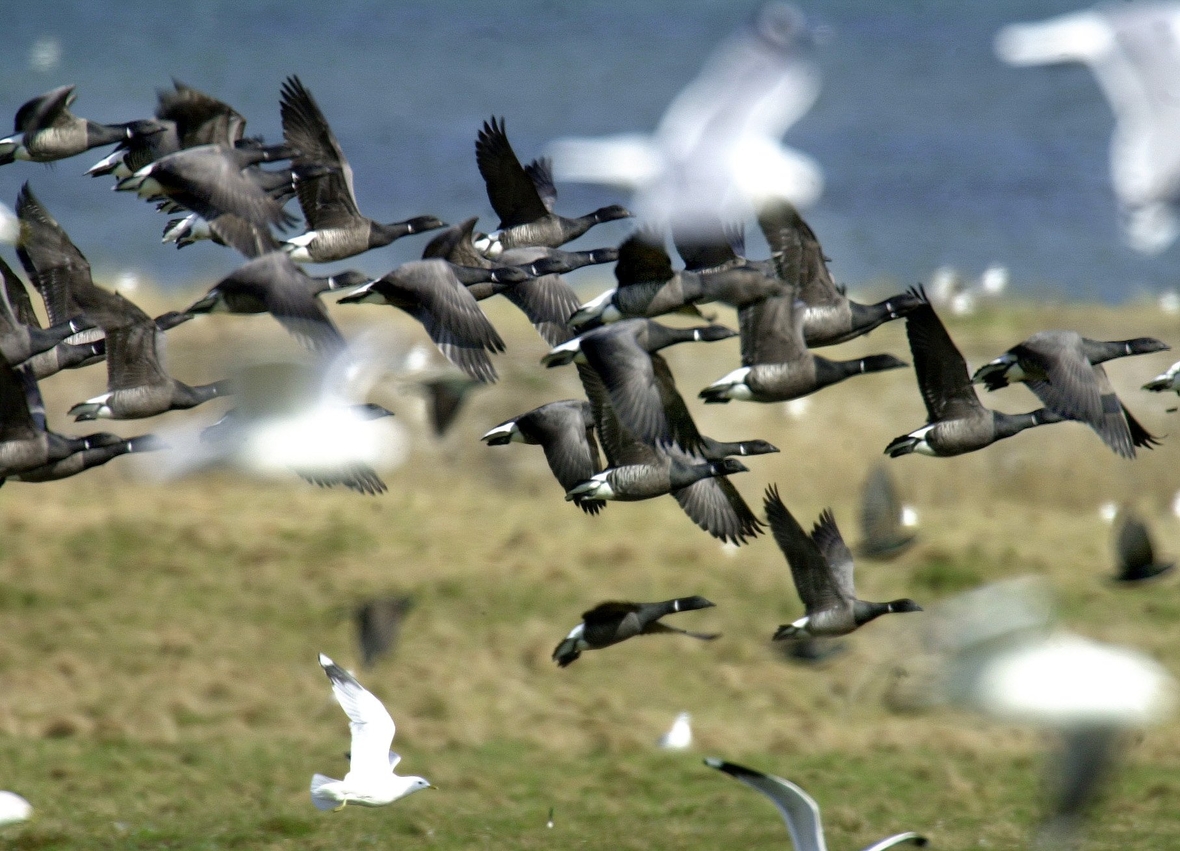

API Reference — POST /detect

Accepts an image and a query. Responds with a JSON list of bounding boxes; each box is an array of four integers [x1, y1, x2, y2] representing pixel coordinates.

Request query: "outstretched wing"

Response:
[[318, 654, 396, 779]]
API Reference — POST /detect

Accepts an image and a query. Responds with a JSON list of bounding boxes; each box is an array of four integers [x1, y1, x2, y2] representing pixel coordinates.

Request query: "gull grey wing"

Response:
[[704, 758, 826, 851]]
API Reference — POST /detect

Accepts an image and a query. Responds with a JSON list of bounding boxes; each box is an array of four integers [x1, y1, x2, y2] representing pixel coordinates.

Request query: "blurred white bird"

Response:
[[547, 2, 823, 234], [310, 653, 433, 811], [0, 203, 17, 245], [657, 711, 693, 749], [996, 2, 1180, 253], [0, 791, 31, 827]]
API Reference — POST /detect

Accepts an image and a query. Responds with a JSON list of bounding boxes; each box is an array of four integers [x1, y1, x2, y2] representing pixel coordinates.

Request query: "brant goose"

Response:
[[311, 654, 433, 811], [68, 292, 231, 421], [700, 294, 907, 404], [765, 485, 922, 640], [1113, 510, 1173, 583], [972, 330, 1165, 458], [552, 597, 719, 667], [353, 595, 415, 668], [0, 85, 129, 165], [758, 199, 922, 346], [337, 259, 506, 383], [279, 76, 444, 262], [857, 464, 917, 560], [886, 289, 1065, 457], [474, 117, 630, 256]]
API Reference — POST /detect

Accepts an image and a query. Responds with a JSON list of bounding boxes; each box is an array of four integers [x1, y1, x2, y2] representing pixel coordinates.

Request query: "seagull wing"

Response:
[[319, 654, 396, 778], [704, 758, 827, 851]]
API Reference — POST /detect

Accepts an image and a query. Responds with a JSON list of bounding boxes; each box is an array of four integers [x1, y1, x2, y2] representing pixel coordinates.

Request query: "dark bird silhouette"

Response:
[[279, 76, 444, 262], [972, 330, 1165, 458], [857, 464, 917, 560], [885, 288, 1065, 457], [474, 117, 630, 255], [353, 595, 415, 668], [765, 485, 922, 640], [552, 597, 719, 667], [1113, 510, 1173, 583]]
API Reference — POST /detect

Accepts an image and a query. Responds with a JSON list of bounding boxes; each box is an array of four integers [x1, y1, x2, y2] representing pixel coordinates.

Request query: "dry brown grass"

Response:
[[0, 286, 1178, 849]]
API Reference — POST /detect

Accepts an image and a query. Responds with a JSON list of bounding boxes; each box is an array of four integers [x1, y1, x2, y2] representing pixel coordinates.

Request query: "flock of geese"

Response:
[[1, 74, 1177, 845]]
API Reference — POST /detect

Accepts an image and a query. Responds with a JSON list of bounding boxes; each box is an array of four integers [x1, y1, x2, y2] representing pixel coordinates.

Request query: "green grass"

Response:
[[0, 294, 1179, 848]]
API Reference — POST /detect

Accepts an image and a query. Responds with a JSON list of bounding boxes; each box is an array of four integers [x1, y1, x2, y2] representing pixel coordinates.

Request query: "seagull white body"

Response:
[[310, 653, 432, 811], [0, 791, 31, 827], [658, 712, 693, 750]]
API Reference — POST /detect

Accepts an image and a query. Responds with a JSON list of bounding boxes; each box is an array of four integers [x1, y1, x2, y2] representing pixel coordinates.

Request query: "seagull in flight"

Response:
[[310, 654, 434, 811]]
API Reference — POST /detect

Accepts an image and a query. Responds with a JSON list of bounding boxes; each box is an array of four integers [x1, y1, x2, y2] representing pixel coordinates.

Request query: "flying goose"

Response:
[[87, 79, 247, 178], [704, 758, 928, 851], [886, 289, 1065, 457], [857, 464, 917, 560], [337, 259, 506, 383], [757, 199, 923, 346], [765, 485, 922, 640], [417, 374, 480, 436], [353, 595, 415, 668], [311, 654, 433, 811], [0, 85, 130, 166], [279, 76, 444, 262], [700, 294, 907, 404], [116, 143, 297, 232], [67, 293, 231, 421], [184, 252, 365, 354], [422, 217, 586, 346], [0, 359, 121, 477], [972, 330, 1165, 458], [1113, 510, 1173, 583], [482, 399, 606, 514], [552, 597, 719, 667], [7, 434, 162, 485], [569, 229, 787, 329], [0, 256, 90, 366], [474, 117, 631, 256], [544, 318, 738, 452], [565, 365, 764, 544]]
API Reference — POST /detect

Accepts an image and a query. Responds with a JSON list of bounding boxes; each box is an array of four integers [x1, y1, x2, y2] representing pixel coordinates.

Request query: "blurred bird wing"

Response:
[[706, 759, 827, 851]]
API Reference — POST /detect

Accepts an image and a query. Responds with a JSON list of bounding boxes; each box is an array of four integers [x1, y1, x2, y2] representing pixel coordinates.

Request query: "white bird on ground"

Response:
[[310, 653, 433, 811], [657, 711, 693, 749], [547, 2, 823, 232], [705, 758, 927, 851], [0, 791, 31, 827], [996, 2, 1180, 253]]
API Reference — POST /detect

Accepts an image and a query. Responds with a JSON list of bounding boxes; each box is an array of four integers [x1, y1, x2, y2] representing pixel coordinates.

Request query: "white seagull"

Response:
[[705, 758, 927, 851], [996, 2, 1180, 253], [310, 653, 433, 811], [0, 791, 31, 827], [547, 2, 823, 233]]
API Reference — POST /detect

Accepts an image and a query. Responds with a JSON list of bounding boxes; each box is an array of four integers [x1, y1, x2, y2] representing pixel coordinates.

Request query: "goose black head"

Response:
[[692, 324, 739, 343], [887, 599, 923, 614]]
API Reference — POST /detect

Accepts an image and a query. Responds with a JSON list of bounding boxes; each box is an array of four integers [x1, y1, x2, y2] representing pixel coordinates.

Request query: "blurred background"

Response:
[[1, 0, 1176, 300]]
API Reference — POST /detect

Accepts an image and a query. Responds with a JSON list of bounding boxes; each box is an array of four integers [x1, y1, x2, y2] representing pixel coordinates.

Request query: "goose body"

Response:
[[757, 199, 923, 347], [765, 485, 922, 640], [474, 117, 630, 255], [552, 596, 719, 667], [886, 288, 1065, 457], [972, 330, 1165, 458], [700, 295, 907, 404], [279, 76, 444, 262], [0, 85, 129, 165], [338, 259, 505, 383]]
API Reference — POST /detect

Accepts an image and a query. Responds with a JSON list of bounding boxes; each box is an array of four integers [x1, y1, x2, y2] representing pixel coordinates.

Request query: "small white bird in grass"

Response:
[[0, 791, 31, 827], [310, 653, 434, 811], [658, 711, 693, 750]]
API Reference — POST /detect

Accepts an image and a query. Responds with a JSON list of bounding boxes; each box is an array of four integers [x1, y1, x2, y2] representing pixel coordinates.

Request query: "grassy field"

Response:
[[1, 284, 1179, 849]]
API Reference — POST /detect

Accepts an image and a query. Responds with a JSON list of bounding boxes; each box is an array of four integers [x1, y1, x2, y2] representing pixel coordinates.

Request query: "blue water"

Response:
[[0, 1, 1168, 301]]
